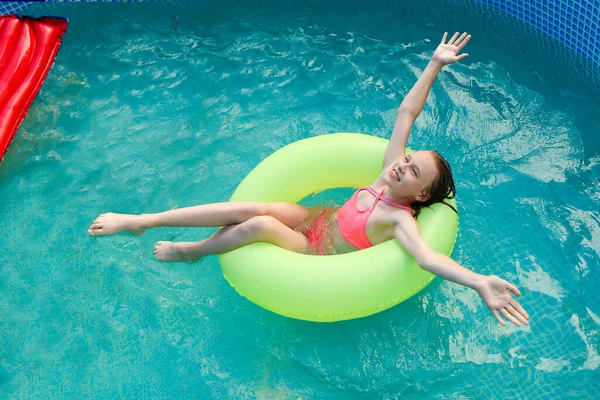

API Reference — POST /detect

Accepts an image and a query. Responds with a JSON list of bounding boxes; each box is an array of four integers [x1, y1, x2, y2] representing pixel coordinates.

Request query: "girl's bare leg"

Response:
[[87, 202, 308, 236], [154, 215, 308, 262]]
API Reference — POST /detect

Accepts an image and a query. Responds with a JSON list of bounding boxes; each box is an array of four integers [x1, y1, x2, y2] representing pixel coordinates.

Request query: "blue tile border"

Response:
[[0, 0, 145, 15], [1, 0, 599, 74], [473, 0, 600, 72]]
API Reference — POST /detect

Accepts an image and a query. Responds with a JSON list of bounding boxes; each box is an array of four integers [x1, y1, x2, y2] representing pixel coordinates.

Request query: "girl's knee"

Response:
[[244, 215, 279, 238], [244, 216, 307, 253]]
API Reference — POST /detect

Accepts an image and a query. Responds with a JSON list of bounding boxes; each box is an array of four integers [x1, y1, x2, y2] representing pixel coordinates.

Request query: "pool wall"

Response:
[[1, 0, 599, 76], [475, 0, 600, 71]]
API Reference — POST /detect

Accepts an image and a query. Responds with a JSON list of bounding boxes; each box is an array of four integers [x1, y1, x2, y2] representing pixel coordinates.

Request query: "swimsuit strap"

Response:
[[351, 187, 378, 213], [368, 188, 384, 211], [365, 186, 412, 211]]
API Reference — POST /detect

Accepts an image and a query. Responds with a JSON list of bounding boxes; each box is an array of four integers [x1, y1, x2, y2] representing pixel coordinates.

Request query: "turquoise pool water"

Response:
[[1, 1, 599, 398]]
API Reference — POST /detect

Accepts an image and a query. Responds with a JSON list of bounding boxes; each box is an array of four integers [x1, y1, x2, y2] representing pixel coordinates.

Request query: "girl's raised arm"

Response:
[[383, 32, 471, 168]]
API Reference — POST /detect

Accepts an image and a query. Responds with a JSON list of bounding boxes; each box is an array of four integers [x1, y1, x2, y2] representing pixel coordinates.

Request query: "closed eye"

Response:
[[405, 155, 418, 177], [406, 155, 421, 178]]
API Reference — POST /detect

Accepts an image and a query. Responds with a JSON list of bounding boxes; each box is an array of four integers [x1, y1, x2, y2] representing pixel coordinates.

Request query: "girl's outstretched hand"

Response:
[[432, 32, 471, 66], [476, 275, 530, 327]]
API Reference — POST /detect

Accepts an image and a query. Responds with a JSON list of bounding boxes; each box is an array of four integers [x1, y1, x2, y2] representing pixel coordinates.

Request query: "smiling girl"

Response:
[[89, 32, 529, 327]]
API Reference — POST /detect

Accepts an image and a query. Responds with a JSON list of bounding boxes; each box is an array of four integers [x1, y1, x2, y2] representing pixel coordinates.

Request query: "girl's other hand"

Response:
[[431, 32, 471, 66], [476, 275, 530, 327]]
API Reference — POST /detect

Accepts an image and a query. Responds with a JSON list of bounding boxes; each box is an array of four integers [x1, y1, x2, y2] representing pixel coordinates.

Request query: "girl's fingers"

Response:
[[507, 304, 529, 325], [456, 34, 471, 50], [510, 300, 530, 320], [457, 53, 469, 60], [492, 310, 506, 326], [500, 307, 521, 327], [448, 31, 460, 45], [441, 32, 448, 44], [454, 32, 468, 47]]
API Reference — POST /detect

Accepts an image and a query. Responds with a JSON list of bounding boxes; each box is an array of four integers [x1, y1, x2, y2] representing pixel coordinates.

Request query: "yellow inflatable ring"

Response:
[[218, 133, 458, 322]]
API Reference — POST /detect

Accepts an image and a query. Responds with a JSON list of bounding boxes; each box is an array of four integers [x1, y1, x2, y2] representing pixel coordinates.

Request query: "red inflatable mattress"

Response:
[[0, 15, 68, 162]]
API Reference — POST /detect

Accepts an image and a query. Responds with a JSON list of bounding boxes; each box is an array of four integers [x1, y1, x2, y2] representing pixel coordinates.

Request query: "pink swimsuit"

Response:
[[336, 186, 413, 250], [305, 208, 333, 255]]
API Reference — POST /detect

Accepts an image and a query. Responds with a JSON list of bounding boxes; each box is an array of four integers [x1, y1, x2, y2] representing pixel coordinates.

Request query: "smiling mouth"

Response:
[[390, 169, 401, 182]]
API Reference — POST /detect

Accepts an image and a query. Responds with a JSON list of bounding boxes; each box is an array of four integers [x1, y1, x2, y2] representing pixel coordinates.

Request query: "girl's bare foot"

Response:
[[154, 241, 203, 262], [88, 213, 150, 236]]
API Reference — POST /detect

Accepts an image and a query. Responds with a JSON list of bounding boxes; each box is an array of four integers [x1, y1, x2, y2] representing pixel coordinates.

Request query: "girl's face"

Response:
[[385, 151, 438, 203]]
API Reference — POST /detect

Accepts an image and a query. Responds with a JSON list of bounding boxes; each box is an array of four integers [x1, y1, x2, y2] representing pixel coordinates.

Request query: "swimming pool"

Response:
[[1, 0, 599, 398]]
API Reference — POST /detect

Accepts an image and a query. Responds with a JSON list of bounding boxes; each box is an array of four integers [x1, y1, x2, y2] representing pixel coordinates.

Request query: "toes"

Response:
[[94, 213, 108, 222], [88, 223, 102, 234], [90, 216, 103, 227]]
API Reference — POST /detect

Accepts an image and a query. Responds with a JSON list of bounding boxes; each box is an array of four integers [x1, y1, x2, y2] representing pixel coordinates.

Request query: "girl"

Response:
[[89, 32, 529, 327]]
